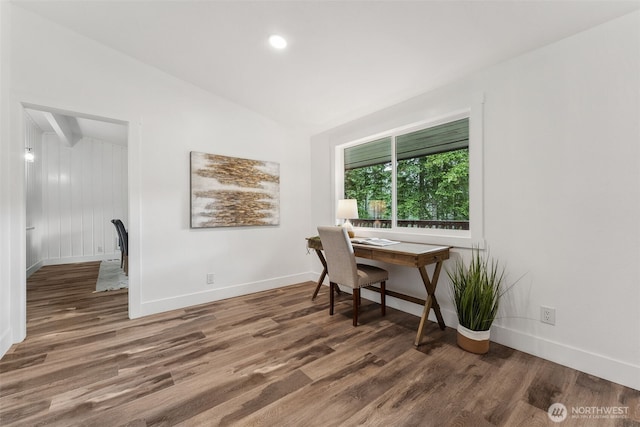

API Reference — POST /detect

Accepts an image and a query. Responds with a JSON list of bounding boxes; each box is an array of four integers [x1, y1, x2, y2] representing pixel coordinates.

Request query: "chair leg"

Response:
[[381, 281, 386, 316], [329, 282, 335, 316], [124, 255, 129, 276], [353, 288, 360, 326]]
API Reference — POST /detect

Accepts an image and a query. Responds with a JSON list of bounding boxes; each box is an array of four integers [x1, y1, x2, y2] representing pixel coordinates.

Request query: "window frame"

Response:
[[335, 103, 484, 249]]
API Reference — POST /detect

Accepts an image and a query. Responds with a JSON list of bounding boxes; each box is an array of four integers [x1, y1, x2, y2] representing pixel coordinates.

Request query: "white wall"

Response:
[[0, 1, 15, 358], [311, 11, 640, 390], [25, 114, 43, 275], [40, 135, 128, 265], [3, 4, 312, 352]]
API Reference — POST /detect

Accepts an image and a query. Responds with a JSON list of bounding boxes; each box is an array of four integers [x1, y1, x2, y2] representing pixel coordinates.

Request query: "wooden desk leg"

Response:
[[312, 249, 328, 300], [311, 249, 341, 300], [414, 261, 446, 346]]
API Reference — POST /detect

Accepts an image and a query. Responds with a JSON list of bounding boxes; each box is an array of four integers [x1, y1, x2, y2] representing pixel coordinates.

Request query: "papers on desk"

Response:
[[351, 237, 400, 246]]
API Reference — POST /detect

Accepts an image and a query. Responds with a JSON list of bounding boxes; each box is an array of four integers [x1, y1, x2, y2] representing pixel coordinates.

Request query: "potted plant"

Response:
[[448, 247, 510, 354]]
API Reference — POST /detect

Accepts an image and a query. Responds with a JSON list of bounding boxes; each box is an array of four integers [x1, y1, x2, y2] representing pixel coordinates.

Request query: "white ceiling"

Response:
[[14, 0, 640, 133], [25, 108, 128, 146]]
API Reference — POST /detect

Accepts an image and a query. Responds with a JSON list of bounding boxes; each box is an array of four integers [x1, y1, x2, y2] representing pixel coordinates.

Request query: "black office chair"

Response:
[[111, 219, 124, 268], [111, 219, 128, 276]]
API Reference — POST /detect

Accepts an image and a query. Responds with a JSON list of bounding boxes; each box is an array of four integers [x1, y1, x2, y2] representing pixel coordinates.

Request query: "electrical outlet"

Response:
[[541, 306, 556, 325], [97, 245, 103, 253], [206, 273, 215, 285]]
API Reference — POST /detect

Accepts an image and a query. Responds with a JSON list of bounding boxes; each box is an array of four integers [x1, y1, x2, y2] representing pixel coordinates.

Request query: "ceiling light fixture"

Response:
[[269, 34, 287, 50]]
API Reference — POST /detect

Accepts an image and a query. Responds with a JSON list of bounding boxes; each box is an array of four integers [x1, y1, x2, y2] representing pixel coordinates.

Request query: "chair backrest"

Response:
[[111, 219, 122, 248], [111, 219, 128, 254], [317, 226, 358, 288]]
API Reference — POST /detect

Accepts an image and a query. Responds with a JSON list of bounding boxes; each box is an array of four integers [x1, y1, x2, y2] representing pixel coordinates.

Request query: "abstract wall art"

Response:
[[190, 152, 280, 228]]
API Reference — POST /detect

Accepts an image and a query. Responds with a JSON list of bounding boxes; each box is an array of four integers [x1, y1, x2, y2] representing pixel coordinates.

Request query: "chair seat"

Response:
[[356, 264, 389, 288]]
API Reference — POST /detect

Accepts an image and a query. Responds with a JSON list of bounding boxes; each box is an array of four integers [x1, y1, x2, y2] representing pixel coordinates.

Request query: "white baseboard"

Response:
[[0, 327, 12, 361], [43, 254, 116, 266], [490, 325, 640, 391], [26, 260, 44, 278], [138, 272, 314, 317]]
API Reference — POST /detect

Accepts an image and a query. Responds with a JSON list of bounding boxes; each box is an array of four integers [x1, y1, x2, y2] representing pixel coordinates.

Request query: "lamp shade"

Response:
[[336, 199, 358, 219]]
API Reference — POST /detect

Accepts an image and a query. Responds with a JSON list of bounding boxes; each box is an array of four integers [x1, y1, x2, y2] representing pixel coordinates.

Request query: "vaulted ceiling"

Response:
[[14, 0, 640, 133]]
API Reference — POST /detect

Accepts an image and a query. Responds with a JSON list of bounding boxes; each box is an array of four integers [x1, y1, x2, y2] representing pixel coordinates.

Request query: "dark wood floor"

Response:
[[0, 262, 638, 426]]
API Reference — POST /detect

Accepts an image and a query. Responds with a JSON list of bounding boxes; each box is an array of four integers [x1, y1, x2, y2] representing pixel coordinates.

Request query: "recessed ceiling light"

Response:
[[269, 34, 287, 50]]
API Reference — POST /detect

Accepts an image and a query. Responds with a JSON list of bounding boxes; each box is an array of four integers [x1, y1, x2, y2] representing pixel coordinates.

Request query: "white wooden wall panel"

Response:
[[92, 141, 104, 255], [102, 143, 114, 254], [111, 146, 123, 252], [80, 141, 94, 257], [25, 114, 43, 274], [38, 135, 128, 263], [70, 144, 82, 257], [44, 134, 60, 260], [59, 143, 72, 258]]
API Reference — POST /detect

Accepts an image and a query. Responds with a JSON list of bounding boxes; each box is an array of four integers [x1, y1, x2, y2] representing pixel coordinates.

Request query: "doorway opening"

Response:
[[23, 103, 130, 312]]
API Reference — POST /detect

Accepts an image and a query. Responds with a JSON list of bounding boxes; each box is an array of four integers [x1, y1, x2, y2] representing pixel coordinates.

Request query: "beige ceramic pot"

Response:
[[457, 324, 490, 354]]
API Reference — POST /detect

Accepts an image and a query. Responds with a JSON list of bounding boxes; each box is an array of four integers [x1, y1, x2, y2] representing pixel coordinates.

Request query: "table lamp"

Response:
[[337, 199, 358, 238]]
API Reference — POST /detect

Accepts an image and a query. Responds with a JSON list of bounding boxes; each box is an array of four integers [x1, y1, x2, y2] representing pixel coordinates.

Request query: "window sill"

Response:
[[352, 227, 484, 249]]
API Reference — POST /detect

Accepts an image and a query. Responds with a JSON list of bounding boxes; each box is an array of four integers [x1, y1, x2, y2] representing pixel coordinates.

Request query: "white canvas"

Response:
[[190, 152, 280, 228]]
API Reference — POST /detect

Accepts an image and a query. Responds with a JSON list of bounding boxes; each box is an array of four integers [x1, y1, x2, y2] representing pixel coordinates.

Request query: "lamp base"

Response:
[[343, 220, 355, 238]]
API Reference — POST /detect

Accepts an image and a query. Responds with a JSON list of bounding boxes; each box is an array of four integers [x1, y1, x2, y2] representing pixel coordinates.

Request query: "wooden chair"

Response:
[[317, 226, 388, 326]]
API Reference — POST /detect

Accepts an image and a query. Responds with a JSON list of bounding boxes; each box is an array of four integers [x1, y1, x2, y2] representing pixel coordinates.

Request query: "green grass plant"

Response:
[[448, 247, 507, 332]]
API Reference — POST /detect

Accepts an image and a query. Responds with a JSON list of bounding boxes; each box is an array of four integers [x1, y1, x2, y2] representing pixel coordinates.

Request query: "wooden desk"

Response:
[[306, 236, 450, 346]]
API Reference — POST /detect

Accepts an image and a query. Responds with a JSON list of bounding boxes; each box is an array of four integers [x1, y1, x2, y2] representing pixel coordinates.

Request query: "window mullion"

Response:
[[391, 135, 397, 229]]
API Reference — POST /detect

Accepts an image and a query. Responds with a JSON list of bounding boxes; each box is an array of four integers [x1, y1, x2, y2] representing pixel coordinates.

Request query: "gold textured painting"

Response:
[[190, 152, 280, 228]]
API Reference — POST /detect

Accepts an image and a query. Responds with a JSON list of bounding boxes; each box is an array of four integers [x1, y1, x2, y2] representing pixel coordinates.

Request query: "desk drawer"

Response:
[[355, 247, 418, 267]]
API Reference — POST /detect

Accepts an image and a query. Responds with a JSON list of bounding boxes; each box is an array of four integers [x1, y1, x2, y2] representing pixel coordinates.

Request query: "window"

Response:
[[344, 137, 392, 226], [396, 118, 469, 230], [342, 116, 470, 232]]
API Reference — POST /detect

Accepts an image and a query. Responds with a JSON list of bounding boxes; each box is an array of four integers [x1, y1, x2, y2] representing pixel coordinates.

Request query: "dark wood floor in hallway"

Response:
[[0, 262, 638, 426]]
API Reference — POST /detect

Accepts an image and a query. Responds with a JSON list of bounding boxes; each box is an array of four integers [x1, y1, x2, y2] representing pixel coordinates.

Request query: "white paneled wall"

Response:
[[40, 134, 128, 264], [25, 115, 43, 275]]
